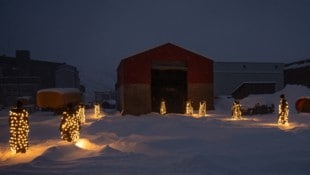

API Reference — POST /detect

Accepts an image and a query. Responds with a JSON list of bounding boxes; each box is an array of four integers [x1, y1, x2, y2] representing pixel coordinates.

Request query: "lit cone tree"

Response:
[[60, 104, 81, 143], [94, 103, 101, 118], [185, 99, 193, 116], [78, 104, 85, 124], [160, 99, 166, 115], [9, 101, 29, 153], [278, 94, 289, 125], [199, 101, 206, 117], [231, 100, 242, 120]]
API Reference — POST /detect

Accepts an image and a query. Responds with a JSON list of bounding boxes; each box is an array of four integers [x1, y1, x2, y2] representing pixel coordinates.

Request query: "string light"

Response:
[[232, 100, 242, 120], [94, 103, 101, 118], [278, 94, 289, 126], [60, 107, 81, 143], [9, 105, 29, 153], [199, 101, 206, 117], [185, 99, 193, 116], [78, 104, 85, 124], [160, 99, 166, 115]]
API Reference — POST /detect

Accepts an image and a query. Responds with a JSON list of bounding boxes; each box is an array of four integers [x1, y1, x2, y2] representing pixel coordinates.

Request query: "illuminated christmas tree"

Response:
[[278, 94, 289, 125], [9, 101, 29, 153], [231, 100, 242, 120], [199, 100, 206, 117], [94, 103, 101, 118], [185, 99, 193, 116], [60, 104, 81, 143], [78, 104, 86, 124], [160, 99, 166, 115]]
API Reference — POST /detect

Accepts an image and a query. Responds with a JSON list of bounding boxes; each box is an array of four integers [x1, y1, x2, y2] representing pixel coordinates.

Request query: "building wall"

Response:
[[55, 64, 80, 88], [116, 43, 213, 85], [284, 60, 310, 87], [0, 52, 80, 107], [214, 62, 284, 97], [0, 76, 40, 106], [119, 84, 151, 115], [188, 83, 214, 110], [116, 43, 214, 115]]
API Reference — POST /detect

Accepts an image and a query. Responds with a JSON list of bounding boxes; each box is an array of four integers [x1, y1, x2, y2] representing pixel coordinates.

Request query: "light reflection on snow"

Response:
[[220, 117, 261, 122], [75, 138, 104, 151], [217, 116, 310, 131], [256, 122, 308, 131], [0, 142, 56, 166], [188, 113, 214, 118]]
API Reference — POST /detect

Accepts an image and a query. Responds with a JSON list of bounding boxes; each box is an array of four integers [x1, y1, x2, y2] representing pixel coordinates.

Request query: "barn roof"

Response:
[[116, 43, 214, 85], [118, 43, 213, 69]]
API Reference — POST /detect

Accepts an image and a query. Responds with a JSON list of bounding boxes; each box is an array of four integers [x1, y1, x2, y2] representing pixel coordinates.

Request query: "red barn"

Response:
[[116, 43, 214, 115]]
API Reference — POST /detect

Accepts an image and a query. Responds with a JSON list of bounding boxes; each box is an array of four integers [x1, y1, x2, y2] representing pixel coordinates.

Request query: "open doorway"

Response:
[[151, 69, 187, 113]]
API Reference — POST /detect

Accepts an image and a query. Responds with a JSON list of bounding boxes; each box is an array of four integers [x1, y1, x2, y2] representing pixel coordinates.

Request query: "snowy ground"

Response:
[[0, 85, 310, 175]]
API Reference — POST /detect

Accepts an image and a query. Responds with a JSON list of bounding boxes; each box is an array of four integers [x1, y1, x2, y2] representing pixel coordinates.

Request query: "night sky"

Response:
[[1, 0, 310, 91]]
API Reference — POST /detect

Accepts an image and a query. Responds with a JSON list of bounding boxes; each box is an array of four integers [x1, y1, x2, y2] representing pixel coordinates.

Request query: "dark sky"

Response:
[[1, 0, 310, 91]]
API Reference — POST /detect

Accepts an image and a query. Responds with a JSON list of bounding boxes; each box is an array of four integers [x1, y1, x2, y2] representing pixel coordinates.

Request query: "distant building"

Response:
[[55, 64, 80, 88], [0, 50, 80, 107], [94, 90, 115, 103], [116, 43, 214, 115], [214, 62, 284, 99], [94, 90, 116, 108], [284, 59, 310, 88]]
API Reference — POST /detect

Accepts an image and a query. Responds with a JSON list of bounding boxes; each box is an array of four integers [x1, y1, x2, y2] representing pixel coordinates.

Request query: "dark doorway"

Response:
[[151, 69, 187, 113]]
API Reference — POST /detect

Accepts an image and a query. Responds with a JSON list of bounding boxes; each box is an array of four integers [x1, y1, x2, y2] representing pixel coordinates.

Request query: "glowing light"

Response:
[[231, 100, 242, 120], [75, 138, 103, 151], [94, 103, 101, 118], [9, 107, 29, 153], [78, 104, 86, 124], [60, 110, 81, 143], [160, 99, 166, 115], [199, 101, 206, 117], [185, 99, 193, 116], [278, 95, 289, 126]]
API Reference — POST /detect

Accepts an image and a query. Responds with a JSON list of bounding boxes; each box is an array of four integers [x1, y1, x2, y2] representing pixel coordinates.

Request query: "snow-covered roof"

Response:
[[231, 81, 276, 94], [285, 59, 310, 70], [37, 88, 80, 94]]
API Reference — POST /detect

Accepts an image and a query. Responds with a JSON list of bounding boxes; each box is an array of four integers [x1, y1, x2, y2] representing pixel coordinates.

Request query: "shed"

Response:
[[116, 43, 214, 115]]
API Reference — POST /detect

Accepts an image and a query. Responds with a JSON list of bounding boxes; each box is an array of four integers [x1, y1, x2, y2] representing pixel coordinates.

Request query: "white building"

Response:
[[214, 62, 284, 99]]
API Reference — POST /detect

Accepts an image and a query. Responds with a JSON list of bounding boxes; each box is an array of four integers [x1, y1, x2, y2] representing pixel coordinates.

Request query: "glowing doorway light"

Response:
[[278, 94, 289, 126], [9, 103, 29, 153], [231, 100, 242, 120], [185, 99, 193, 116], [160, 99, 166, 115], [199, 101, 206, 117], [60, 107, 81, 143]]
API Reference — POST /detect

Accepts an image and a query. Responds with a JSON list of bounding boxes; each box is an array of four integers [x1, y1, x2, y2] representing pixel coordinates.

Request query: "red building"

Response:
[[116, 43, 214, 115]]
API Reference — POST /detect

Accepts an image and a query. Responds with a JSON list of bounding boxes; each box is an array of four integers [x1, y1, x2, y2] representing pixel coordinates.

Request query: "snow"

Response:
[[1, 85, 310, 175], [37, 88, 81, 94], [284, 60, 310, 70]]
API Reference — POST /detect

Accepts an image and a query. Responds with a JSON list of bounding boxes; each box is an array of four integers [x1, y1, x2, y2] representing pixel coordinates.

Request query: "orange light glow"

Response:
[[75, 138, 103, 151]]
